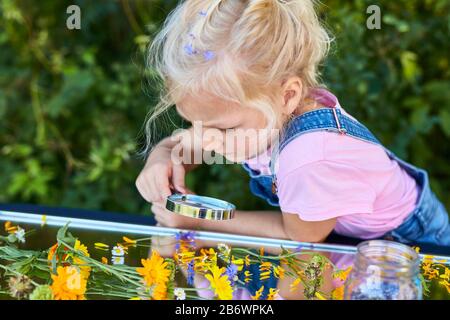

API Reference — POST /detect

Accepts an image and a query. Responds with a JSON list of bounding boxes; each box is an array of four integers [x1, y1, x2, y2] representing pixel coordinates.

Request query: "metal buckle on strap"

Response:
[[332, 108, 347, 134]]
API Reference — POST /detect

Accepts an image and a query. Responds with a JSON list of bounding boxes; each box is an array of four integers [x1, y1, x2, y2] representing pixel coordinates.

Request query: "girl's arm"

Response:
[[198, 210, 336, 243], [151, 203, 336, 243]]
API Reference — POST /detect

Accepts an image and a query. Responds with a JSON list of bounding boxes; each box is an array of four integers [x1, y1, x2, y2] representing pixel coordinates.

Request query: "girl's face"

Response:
[[176, 92, 277, 162]]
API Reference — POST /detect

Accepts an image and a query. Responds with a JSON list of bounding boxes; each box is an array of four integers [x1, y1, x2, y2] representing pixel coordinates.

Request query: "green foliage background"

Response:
[[0, 0, 449, 216]]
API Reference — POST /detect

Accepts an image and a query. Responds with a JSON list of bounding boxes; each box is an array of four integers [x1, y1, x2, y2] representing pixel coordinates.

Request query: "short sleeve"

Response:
[[277, 160, 376, 221]]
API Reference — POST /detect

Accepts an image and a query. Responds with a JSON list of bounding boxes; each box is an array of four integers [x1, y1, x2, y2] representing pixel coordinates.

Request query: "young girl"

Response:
[[136, 0, 450, 247]]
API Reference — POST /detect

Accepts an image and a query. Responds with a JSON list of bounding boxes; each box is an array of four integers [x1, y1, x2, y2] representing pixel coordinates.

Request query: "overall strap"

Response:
[[269, 108, 383, 178]]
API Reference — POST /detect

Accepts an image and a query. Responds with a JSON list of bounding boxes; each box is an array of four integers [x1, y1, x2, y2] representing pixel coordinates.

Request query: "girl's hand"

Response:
[[135, 142, 188, 203], [151, 200, 201, 230]]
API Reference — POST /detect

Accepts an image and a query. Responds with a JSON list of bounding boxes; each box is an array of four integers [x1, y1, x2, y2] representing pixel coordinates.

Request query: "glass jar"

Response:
[[344, 240, 422, 300]]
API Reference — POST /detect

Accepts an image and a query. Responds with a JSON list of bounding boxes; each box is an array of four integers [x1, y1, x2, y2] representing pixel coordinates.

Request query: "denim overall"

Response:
[[242, 107, 450, 247]]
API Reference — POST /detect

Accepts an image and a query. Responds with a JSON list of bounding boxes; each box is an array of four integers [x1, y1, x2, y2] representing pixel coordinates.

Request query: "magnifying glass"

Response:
[[165, 193, 235, 221]]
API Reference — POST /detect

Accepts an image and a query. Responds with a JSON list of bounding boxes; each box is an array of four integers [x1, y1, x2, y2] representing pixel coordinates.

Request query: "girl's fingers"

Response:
[[154, 166, 173, 201], [135, 174, 154, 203], [171, 164, 186, 193]]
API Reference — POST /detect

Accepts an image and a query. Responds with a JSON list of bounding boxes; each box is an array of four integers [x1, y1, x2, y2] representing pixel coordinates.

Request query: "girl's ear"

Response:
[[280, 77, 303, 116]]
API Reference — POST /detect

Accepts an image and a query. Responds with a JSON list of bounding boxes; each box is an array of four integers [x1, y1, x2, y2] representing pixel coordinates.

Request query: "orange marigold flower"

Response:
[[136, 251, 171, 290], [152, 282, 168, 300], [47, 243, 69, 266], [331, 285, 345, 300], [50, 266, 87, 300]]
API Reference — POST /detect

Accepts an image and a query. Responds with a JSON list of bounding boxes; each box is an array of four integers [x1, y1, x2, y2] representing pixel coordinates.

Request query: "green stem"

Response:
[[0, 264, 40, 286]]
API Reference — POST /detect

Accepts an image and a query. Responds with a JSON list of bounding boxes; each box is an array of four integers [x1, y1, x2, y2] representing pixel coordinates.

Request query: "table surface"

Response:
[[1, 203, 449, 300]]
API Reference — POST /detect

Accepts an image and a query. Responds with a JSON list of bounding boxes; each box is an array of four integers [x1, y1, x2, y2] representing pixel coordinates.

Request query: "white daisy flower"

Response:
[[112, 256, 125, 265], [14, 228, 26, 243], [174, 288, 186, 300], [112, 245, 125, 256]]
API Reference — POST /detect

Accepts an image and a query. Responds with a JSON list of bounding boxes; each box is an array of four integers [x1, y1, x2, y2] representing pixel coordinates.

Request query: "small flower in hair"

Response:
[[199, 10, 207, 16], [184, 43, 198, 55], [203, 50, 215, 61]]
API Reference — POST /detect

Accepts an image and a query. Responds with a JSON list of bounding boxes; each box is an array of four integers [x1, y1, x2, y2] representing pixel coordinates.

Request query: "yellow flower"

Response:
[[177, 250, 196, 265], [101, 257, 108, 264], [73, 240, 91, 279], [273, 266, 285, 279], [439, 268, 450, 281], [333, 266, 352, 282], [51, 266, 87, 300], [152, 282, 168, 300], [422, 263, 440, 280], [259, 262, 272, 281], [244, 271, 252, 283], [331, 286, 344, 300], [4, 221, 18, 234], [290, 278, 301, 292], [244, 255, 251, 267], [94, 242, 109, 250], [231, 256, 244, 271], [74, 239, 89, 257], [251, 286, 264, 300], [267, 288, 279, 300], [136, 251, 171, 289], [315, 292, 326, 300], [439, 280, 450, 294], [123, 236, 136, 244], [205, 265, 233, 300], [41, 215, 47, 227]]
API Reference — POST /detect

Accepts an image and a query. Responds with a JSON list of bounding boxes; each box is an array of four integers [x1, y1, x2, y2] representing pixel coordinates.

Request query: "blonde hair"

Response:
[[141, 0, 331, 158]]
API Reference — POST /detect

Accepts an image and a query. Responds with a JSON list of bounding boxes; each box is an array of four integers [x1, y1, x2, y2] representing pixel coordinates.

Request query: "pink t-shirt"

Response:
[[245, 89, 419, 239]]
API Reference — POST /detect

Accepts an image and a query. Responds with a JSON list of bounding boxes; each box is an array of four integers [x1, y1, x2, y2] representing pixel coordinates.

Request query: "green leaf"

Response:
[[400, 51, 420, 82], [439, 110, 450, 137]]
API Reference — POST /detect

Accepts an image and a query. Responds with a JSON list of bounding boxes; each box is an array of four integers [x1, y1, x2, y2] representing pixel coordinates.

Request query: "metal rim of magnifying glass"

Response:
[[165, 194, 235, 220]]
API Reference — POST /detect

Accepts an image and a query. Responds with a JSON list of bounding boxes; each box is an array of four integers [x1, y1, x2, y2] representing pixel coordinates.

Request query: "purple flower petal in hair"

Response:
[[199, 10, 207, 16], [203, 50, 215, 61], [184, 43, 197, 55]]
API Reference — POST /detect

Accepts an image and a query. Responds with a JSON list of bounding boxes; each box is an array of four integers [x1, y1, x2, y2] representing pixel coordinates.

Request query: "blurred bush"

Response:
[[0, 0, 448, 215]]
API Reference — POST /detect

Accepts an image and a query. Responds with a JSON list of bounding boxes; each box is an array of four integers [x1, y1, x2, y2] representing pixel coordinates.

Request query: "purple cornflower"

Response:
[[187, 259, 195, 286], [175, 231, 197, 250], [225, 263, 238, 286]]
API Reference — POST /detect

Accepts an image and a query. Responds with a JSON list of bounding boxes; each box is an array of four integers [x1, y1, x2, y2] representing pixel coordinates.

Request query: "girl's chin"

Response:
[[222, 151, 258, 163]]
